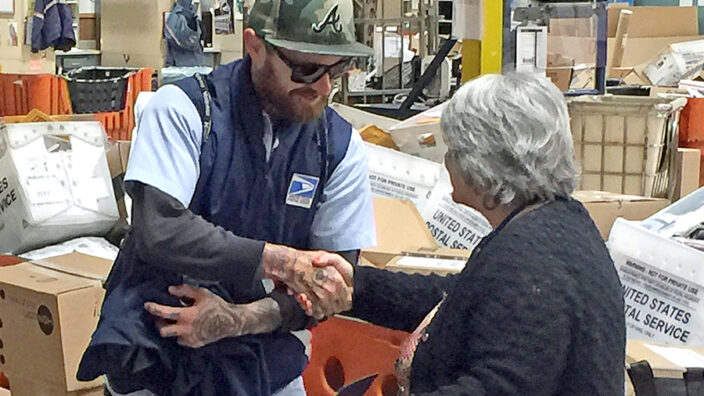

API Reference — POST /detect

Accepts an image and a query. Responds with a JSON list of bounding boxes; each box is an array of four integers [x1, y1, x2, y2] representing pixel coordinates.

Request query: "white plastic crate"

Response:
[[568, 95, 687, 198]]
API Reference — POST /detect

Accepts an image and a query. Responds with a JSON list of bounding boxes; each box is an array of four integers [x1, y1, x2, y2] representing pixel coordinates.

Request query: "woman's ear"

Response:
[[481, 192, 499, 211]]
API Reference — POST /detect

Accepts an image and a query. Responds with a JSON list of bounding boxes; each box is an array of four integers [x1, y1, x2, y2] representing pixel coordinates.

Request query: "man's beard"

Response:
[[252, 58, 328, 123]]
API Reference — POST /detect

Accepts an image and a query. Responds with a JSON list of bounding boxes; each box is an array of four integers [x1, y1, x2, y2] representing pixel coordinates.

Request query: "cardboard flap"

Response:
[[573, 190, 662, 205], [627, 340, 704, 379], [365, 197, 438, 257], [0, 262, 97, 295], [607, 6, 699, 38], [31, 252, 114, 282]]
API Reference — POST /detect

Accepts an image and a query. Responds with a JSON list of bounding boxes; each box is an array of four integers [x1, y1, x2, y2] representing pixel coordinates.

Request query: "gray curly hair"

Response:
[[441, 72, 578, 207]]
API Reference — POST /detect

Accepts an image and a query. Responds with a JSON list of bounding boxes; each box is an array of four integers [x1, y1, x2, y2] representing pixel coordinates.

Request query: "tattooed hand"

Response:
[[144, 284, 282, 348], [295, 252, 354, 317], [261, 244, 352, 319]]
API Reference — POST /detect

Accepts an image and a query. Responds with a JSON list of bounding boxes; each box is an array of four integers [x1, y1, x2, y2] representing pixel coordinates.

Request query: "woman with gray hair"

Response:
[[300, 72, 626, 394]]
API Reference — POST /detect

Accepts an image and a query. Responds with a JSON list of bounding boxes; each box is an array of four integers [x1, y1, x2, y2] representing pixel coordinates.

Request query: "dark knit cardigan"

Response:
[[352, 198, 626, 395]]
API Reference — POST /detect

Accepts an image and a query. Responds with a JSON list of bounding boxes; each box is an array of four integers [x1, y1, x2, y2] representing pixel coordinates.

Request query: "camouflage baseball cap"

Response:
[[248, 0, 373, 57]]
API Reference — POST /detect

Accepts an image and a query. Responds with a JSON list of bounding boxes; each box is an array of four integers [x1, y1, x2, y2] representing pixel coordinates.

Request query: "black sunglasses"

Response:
[[268, 45, 353, 84]]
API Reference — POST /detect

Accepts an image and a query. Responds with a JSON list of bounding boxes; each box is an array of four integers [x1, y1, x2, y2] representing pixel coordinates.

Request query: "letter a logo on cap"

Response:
[[312, 4, 343, 33]]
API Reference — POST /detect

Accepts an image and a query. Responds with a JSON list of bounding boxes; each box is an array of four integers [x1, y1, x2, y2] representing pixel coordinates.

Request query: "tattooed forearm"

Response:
[[190, 297, 283, 345]]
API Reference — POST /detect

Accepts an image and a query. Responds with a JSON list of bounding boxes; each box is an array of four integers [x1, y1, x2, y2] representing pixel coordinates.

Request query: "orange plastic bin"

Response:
[[0, 74, 72, 117], [303, 316, 409, 396], [680, 97, 704, 145]]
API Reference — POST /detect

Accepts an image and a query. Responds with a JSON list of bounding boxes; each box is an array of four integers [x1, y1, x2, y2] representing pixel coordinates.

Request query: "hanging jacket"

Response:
[[76, 57, 353, 396], [32, 0, 76, 52], [164, 0, 205, 67]]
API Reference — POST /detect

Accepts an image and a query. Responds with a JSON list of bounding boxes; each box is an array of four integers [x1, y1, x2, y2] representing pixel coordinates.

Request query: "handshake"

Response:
[[261, 244, 355, 319], [143, 243, 356, 348]]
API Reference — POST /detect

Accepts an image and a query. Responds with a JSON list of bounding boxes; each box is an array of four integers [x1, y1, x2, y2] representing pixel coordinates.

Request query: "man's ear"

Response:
[[244, 28, 266, 64]]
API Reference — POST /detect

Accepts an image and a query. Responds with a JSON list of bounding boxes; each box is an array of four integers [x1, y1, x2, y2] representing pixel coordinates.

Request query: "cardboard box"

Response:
[[671, 148, 702, 202], [0, 252, 113, 396], [361, 197, 439, 267], [100, 0, 172, 56], [606, 6, 699, 39], [0, 122, 120, 254], [627, 339, 704, 378], [546, 67, 573, 92], [644, 40, 704, 87], [625, 339, 704, 395], [105, 141, 131, 220], [101, 52, 166, 70], [573, 191, 669, 239], [608, 218, 704, 346], [361, 197, 469, 273], [388, 103, 447, 163]]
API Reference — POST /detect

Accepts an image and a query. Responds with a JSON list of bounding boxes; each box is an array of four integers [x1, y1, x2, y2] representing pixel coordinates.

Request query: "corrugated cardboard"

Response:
[[546, 67, 573, 91], [7, 378, 102, 396], [627, 339, 704, 379], [361, 197, 469, 270], [100, 0, 172, 56], [105, 141, 131, 220], [0, 253, 113, 396], [361, 197, 438, 267], [574, 191, 669, 239], [671, 148, 702, 202], [547, 35, 704, 69], [607, 7, 698, 38], [610, 36, 704, 70], [101, 52, 166, 70]]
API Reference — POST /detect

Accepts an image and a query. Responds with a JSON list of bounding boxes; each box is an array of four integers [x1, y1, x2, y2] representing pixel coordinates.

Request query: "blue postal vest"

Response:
[[76, 58, 353, 396]]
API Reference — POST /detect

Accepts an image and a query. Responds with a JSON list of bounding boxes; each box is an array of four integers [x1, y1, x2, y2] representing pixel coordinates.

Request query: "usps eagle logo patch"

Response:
[[286, 173, 319, 209]]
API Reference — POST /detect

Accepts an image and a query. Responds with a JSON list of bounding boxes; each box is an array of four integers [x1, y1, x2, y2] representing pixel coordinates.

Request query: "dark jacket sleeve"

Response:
[[127, 180, 265, 289], [351, 266, 457, 332]]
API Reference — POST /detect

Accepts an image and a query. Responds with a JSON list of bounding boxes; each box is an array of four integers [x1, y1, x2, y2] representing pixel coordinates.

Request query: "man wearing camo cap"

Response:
[[77, 0, 375, 394]]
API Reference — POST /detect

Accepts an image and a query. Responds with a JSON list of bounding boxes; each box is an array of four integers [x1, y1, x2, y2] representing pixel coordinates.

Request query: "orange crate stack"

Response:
[[679, 98, 704, 187], [1, 69, 154, 141], [0, 74, 72, 117]]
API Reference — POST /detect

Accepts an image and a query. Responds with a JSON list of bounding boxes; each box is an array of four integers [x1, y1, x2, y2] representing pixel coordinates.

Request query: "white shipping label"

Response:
[[515, 26, 548, 73], [615, 254, 704, 346], [420, 172, 492, 250], [395, 256, 466, 272], [645, 344, 704, 368], [366, 143, 440, 212], [25, 176, 69, 205]]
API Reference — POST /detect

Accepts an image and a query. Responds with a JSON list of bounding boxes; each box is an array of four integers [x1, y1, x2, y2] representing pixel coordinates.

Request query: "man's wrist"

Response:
[[261, 243, 297, 282], [241, 297, 283, 335]]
